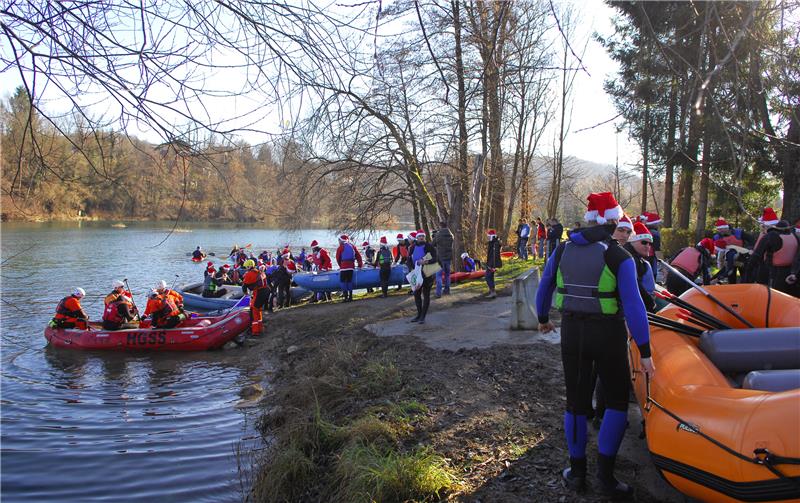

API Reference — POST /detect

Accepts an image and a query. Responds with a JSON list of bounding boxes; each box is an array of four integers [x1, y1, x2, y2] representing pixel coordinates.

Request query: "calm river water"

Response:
[[0, 222, 380, 502]]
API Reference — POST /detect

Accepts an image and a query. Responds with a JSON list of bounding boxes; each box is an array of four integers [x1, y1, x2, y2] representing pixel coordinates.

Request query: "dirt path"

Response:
[[237, 272, 688, 502]]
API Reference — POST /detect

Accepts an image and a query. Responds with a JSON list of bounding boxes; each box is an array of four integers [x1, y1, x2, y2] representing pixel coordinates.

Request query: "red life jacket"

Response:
[[102, 298, 131, 324], [671, 247, 701, 276], [772, 233, 799, 267], [152, 297, 179, 326], [722, 234, 744, 247]]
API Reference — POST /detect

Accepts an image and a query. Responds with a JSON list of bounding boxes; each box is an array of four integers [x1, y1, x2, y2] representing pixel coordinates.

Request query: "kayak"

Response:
[[179, 282, 310, 311], [44, 309, 251, 351], [629, 285, 800, 502], [292, 265, 408, 293], [450, 270, 486, 283], [191, 256, 203, 262], [500, 251, 514, 258]]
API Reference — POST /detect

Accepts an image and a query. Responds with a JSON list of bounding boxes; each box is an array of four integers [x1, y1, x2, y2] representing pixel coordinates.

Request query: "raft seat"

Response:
[[742, 369, 800, 392], [698, 327, 800, 374]]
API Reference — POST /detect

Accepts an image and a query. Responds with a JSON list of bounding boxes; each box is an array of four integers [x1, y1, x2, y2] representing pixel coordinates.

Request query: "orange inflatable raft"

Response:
[[629, 285, 800, 502]]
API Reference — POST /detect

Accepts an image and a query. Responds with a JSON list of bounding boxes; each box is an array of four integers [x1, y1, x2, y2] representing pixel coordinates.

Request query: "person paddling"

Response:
[[50, 288, 89, 329], [192, 246, 206, 260]]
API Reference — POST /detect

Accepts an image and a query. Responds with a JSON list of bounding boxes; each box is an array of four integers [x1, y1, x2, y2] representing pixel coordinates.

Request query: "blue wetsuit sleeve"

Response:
[[640, 261, 655, 294], [618, 258, 651, 357], [535, 251, 559, 323]]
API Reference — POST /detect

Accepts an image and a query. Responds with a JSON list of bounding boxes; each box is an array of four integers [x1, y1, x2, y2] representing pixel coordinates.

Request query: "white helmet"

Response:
[[461, 252, 469, 259], [156, 280, 168, 290], [112, 280, 125, 289], [148, 289, 160, 299], [73, 287, 86, 298]]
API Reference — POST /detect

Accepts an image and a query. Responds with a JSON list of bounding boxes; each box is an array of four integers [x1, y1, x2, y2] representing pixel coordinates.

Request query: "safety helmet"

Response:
[[155, 280, 168, 291], [243, 259, 256, 268], [148, 289, 160, 299], [112, 280, 125, 289], [73, 287, 86, 298]]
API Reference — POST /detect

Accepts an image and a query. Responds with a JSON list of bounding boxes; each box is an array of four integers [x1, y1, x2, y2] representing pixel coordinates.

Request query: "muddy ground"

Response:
[[232, 271, 686, 502]]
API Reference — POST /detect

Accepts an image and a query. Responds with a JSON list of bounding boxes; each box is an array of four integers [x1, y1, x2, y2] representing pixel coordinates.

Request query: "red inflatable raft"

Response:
[[450, 270, 487, 283], [500, 251, 514, 258], [44, 309, 251, 351]]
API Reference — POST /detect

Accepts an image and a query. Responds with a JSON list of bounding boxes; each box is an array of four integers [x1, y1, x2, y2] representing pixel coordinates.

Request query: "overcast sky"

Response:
[[0, 0, 640, 170]]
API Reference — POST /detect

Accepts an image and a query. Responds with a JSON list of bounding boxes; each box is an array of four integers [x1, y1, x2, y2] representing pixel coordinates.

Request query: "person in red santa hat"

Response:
[[373, 236, 394, 297], [637, 211, 662, 278], [624, 222, 657, 312], [393, 233, 410, 270], [484, 228, 503, 298], [407, 229, 437, 322], [665, 237, 715, 295], [335, 234, 363, 302], [308, 240, 333, 302], [745, 208, 799, 296], [361, 241, 376, 292], [535, 191, 654, 499], [611, 214, 634, 244]]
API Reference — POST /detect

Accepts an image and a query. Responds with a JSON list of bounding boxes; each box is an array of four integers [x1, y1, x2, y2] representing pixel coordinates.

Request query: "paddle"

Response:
[[123, 278, 142, 322], [655, 291, 732, 330], [658, 259, 755, 328]]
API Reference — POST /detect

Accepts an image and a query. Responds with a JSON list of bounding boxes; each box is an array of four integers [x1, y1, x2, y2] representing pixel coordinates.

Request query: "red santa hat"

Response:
[[585, 192, 623, 224], [409, 231, 418, 239], [396, 233, 404, 240], [697, 237, 716, 255], [221, 264, 230, 269], [758, 207, 779, 226], [487, 229, 497, 239], [714, 217, 729, 230], [362, 241, 369, 247], [629, 221, 652, 242], [414, 229, 426, 238], [640, 211, 662, 226], [207, 261, 214, 266], [380, 236, 388, 244], [616, 214, 633, 231], [339, 234, 349, 242], [310, 239, 319, 248], [282, 248, 291, 257]]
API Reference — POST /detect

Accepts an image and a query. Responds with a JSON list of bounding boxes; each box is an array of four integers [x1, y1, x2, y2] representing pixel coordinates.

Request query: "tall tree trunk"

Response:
[[781, 105, 800, 220], [696, 118, 712, 240], [663, 76, 678, 227], [450, 0, 469, 267], [641, 102, 650, 214]]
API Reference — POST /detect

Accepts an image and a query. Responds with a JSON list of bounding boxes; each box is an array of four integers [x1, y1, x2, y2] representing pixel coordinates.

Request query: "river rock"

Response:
[[239, 383, 264, 399], [286, 345, 299, 354]]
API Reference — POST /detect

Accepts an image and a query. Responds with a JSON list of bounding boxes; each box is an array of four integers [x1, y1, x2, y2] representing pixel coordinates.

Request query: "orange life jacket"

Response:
[[242, 270, 266, 292], [671, 247, 701, 276], [55, 296, 84, 322], [151, 297, 179, 326], [772, 233, 799, 267], [722, 234, 744, 247]]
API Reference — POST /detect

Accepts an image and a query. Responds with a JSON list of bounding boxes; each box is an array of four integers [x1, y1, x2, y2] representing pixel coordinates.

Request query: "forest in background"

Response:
[[1, 1, 796, 256]]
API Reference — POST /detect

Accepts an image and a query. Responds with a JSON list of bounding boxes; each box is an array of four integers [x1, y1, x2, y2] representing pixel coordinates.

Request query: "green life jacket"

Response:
[[555, 241, 619, 315], [377, 247, 392, 265]]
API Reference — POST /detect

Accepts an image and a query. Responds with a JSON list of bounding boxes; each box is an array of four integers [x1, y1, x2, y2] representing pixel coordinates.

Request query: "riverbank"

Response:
[[236, 259, 683, 502]]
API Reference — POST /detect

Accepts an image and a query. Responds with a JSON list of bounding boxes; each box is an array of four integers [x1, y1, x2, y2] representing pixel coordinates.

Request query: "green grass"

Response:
[[457, 257, 540, 293], [334, 444, 458, 503]]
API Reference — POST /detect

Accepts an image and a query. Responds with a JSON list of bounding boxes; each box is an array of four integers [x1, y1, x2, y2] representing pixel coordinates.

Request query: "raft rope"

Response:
[[642, 373, 800, 489]]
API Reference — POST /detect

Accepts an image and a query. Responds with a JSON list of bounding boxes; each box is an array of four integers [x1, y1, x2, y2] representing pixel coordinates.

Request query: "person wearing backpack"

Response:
[[373, 236, 394, 297]]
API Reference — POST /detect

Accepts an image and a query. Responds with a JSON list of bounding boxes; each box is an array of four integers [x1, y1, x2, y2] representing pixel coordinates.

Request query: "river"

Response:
[[0, 222, 383, 502]]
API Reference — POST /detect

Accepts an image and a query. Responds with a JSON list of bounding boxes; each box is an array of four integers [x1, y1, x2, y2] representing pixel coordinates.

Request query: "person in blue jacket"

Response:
[[536, 192, 655, 500], [461, 252, 476, 272]]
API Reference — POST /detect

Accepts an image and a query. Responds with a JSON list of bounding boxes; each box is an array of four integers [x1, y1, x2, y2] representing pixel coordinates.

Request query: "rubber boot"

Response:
[[561, 456, 586, 492], [596, 454, 633, 500]]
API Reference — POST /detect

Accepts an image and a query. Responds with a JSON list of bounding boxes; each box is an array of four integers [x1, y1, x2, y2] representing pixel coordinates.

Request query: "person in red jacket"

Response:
[[242, 259, 268, 335], [393, 233, 410, 264], [146, 290, 185, 328], [309, 240, 333, 302], [335, 234, 363, 302], [51, 288, 89, 329]]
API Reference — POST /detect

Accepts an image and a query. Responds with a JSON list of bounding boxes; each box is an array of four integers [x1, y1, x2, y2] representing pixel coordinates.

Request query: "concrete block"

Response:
[[510, 267, 540, 330]]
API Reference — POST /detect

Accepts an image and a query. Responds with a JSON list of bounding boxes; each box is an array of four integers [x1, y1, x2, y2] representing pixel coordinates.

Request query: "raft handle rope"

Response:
[[659, 259, 755, 328], [642, 373, 800, 488]]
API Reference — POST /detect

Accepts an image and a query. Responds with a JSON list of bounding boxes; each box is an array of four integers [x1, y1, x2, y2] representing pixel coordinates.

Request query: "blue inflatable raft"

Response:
[[292, 266, 408, 293]]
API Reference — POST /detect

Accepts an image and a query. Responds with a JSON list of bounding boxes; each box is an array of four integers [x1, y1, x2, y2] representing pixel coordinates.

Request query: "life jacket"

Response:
[[671, 247, 702, 276], [394, 244, 408, 259], [243, 270, 266, 291], [722, 234, 744, 247], [377, 247, 392, 266], [772, 233, 799, 267], [285, 260, 297, 273], [203, 273, 217, 292], [102, 297, 131, 324], [555, 241, 619, 315], [55, 296, 83, 321], [152, 297, 179, 325], [339, 243, 355, 261]]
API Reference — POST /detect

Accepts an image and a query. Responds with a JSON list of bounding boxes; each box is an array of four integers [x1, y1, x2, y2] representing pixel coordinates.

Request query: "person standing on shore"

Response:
[[535, 217, 547, 259], [373, 236, 393, 297], [535, 191, 654, 499], [336, 235, 363, 303], [485, 229, 503, 299], [408, 230, 437, 323], [433, 221, 454, 297]]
